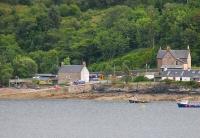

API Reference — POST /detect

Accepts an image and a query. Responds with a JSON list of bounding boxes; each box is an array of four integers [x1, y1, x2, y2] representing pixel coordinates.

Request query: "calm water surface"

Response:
[[0, 100, 200, 138]]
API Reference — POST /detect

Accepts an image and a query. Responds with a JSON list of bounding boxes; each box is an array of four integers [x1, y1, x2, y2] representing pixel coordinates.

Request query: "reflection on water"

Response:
[[0, 100, 200, 138]]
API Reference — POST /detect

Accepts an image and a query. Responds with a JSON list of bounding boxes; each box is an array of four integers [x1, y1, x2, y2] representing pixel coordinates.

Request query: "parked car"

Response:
[[90, 78, 99, 81], [73, 80, 85, 85]]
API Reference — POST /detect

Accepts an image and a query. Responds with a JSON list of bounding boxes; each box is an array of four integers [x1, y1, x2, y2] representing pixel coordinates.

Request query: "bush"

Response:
[[180, 81, 199, 88], [121, 76, 132, 84], [69, 4, 81, 16], [162, 79, 175, 85], [59, 4, 81, 17], [0, 63, 13, 86], [59, 4, 70, 17], [162, 79, 199, 88], [133, 76, 149, 82], [32, 79, 39, 85]]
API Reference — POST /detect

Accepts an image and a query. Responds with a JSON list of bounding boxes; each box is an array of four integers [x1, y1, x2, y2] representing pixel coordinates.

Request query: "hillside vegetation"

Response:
[[0, 0, 200, 85]]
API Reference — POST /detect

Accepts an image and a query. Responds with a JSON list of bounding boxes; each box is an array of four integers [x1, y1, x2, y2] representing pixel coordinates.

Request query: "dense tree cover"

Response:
[[13, 55, 38, 78], [0, 63, 13, 86], [0, 0, 200, 85], [89, 48, 156, 71], [62, 57, 70, 65], [30, 50, 59, 73]]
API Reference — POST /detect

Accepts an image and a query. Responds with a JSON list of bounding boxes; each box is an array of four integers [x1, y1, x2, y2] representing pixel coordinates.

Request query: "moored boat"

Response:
[[129, 96, 149, 103], [177, 100, 200, 108], [129, 100, 149, 103]]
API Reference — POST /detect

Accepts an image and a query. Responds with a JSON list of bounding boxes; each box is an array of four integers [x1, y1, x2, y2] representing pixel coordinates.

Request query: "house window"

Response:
[[176, 61, 178, 65]]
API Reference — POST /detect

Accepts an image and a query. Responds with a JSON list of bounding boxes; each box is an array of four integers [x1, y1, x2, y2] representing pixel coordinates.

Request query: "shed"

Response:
[[33, 74, 57, 85]]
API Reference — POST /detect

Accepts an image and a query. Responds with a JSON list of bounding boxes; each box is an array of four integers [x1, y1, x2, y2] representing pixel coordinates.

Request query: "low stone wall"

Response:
[[93, 82, 161, 90], [93, 82, 175, 93], [64, 84, 93, 93], [126, 82, 161, 89], [62, 82, 199, 94]]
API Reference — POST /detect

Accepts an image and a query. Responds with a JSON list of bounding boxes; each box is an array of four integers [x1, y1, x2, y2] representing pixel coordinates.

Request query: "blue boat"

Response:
[[177, 100, 200, 108]]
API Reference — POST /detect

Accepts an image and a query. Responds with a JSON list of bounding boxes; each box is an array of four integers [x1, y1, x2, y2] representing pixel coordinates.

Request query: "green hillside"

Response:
[[89, 48, 157, 71], [0, 0, 200, 85]]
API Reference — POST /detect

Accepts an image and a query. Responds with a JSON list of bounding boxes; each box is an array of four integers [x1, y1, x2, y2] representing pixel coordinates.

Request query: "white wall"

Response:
[[168, 77, 173, 80], [145, 75, 154, 79], [175, 77, 180, 81], [162, 77, 191, 82], [162, 77, 173, 80], [182, 77, 190, 81], [162, 77, 167, 80], [81, 67, 89, 82], [162, 77, 174, 80]]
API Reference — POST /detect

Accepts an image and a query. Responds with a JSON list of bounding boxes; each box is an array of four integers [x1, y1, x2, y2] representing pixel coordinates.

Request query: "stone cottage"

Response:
[[58, 62, 89, 84], [157, 46, 191, 71]]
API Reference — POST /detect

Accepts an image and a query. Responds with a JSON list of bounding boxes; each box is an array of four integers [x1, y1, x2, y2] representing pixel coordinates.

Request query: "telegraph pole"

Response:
[[146, 63, 148, 73], [114, 64, 116, 77]]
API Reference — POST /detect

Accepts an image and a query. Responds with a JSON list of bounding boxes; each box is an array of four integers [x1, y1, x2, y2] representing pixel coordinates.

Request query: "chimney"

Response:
[[167, 46, 170, 51], [187, 45, 190, 50], [82, 61, 86, 67]]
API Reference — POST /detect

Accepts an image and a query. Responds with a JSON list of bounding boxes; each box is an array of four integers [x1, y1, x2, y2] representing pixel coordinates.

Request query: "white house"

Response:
[[58, 62, 89, 84]]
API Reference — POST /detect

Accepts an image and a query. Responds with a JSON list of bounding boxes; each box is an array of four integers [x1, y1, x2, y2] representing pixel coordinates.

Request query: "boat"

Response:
[[177, 100, 200, 108], [129, 96, 149, 103], [129, 100, 149, 103]]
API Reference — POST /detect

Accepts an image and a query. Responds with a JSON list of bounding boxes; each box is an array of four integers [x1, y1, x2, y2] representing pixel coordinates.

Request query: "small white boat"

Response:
[[177, 100, 200, 108]]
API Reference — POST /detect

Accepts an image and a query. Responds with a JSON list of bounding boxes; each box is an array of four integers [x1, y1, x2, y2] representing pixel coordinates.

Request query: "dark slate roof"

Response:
[[157, 50, 189, 59], [36, 74, 57, 77], [161, 65, 183, 69], [58, 65, 84, 73], [161, 69, 200, 78]]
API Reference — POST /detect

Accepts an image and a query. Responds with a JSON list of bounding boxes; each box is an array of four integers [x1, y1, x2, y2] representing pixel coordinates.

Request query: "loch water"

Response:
[[0, 100, 200, 138]]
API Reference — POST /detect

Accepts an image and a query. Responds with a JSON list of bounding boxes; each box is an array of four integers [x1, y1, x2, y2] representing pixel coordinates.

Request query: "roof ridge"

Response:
[[157, 49, 190, 59], [59, 65, 84, 73], [62, 65, 84, 66]]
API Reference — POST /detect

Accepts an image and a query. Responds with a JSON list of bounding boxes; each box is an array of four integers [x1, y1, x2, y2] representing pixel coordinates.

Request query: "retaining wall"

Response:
[[65, 84, 93, 93]]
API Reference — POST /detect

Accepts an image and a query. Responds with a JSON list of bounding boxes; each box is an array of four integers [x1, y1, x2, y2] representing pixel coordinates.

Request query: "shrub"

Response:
[[181, 81, 199, 88], [162, 79, 175, 85], [133, 76, 149, 82], [59, 4, 70, 17], [163, 79, 199, 88], [59, 4, 81, 17], [0, 63, 13, 86]]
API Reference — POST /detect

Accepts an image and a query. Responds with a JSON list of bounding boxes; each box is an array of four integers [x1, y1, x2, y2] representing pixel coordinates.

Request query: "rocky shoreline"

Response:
[[0, 88, 200, 102]]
